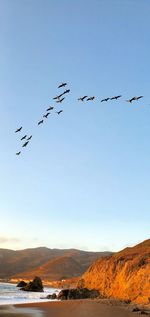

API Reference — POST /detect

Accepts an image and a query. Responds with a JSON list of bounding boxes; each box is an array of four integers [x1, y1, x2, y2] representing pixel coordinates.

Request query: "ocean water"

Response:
[[0, 282, 59, 305]]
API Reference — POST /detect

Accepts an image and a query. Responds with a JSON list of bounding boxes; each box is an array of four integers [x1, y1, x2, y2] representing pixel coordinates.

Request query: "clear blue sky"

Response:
[[0, 0, 150, 252]]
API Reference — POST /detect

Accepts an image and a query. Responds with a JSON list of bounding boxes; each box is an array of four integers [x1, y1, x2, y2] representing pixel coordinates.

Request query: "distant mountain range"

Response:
[[0, 247, 112, 281], [81, 239, 150, 305]]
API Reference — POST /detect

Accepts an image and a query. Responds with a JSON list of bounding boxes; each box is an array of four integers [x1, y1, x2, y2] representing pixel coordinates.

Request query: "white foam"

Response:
[[0, 283, 60, 305]]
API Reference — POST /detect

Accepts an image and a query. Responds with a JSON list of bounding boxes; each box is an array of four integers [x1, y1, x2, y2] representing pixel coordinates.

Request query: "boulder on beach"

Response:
[[40, 293, 57, 300], [57, 288, 99, 300], [17, 280, 27, 288], [21, 276, 44, 292], [46, 293, 57, 299]]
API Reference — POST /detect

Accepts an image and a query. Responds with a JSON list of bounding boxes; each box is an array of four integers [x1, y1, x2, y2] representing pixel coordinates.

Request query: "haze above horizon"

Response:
[[0, 0, 150, 252]]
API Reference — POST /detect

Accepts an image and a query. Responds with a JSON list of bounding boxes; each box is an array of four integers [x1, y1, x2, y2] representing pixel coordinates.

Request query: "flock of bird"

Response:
[[15, 82, 70, 155], [14, 82, 143, 156]]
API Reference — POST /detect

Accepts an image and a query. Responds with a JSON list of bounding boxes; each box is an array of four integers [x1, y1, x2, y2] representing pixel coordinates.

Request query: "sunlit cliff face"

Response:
[[82, 239, 150, 305]]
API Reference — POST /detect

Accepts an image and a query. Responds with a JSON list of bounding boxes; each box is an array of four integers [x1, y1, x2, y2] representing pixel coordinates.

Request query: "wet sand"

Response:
[[0, 299, 146, 317], [0, 305, 43, 317]]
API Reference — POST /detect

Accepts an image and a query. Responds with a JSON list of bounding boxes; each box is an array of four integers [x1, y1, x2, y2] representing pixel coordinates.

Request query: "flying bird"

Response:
[[22, 141, 29, 147], [38, 120, 44, 125], [78, 96, 88, 101], [46, 106, 54, 111], [134, 96, 143, 100], [53, 93, 64, 100], [110, 95, 122, 100], [16, 151, 21, 155], [87, 96, 96, 101], [58, 83, 67, 88], [126, 97, 135, 103], [56, 97, 65, 103], [56, 110, 63, 115], [21, 135, 27, 141], [101, 98, 110, 102], [27, 135, 32, 141], [63, 89, 70, 94], [15, 127, 22, 133], [43, 113, 50, 118]]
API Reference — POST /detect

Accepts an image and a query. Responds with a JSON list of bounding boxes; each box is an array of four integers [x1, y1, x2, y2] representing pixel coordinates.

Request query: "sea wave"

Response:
[[0, 283, 59, 305]]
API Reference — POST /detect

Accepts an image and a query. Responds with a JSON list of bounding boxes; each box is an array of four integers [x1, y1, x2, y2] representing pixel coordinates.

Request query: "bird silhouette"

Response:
[[56, 110, 63, 115], [110, 95, 122, 100], [101, 98, 110, 102], [87, 96, 96, 101], [56, 97, 65, 103], [126, 97, 135, 103], [63, 89, 70, 94], [15, 127, 22, 133], [46, 106, 54, 111], [21, 135, 27, 141], [58, 83, 67, 88], [78, 96, 88, 101], [134, 96, 143, 100], [22, 141, 29, 147], [16, 151, 21, 155], [43, 113, 50, 118], [53, 93, 64, 100], [38, 120, 44, 125], [27, 135, 32, 141]]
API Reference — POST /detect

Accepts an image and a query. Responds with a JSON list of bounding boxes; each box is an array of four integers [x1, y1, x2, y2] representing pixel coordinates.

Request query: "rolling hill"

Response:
[[0, 247, 112, 281]]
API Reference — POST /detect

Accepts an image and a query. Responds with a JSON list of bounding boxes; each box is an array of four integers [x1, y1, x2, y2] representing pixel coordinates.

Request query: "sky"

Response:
[[0, 0, 150, 252]]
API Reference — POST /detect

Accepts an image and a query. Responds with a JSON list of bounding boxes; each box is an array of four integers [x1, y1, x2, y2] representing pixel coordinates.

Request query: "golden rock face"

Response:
[[82, 239, 150, 304]]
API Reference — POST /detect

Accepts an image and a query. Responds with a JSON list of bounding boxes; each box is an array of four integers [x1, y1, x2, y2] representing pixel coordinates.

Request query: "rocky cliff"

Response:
[[81, 239, 150, 304]]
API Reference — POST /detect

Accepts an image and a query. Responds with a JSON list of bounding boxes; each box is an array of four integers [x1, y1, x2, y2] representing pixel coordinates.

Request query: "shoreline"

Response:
[[0, 299, 149, 317], [0, 281, 60, 306]]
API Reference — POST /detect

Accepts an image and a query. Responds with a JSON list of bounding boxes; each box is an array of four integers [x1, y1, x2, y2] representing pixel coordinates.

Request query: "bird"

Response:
[[46, 106, 54, 111], [15, 127, 22, 133], [56, 97, 65, 103], [27, 135, 32, 141], [126, 97, 135, 103], [78, 96, 88, 101], [38, 120, 44, 125], [101, 98, 110, 102], [53, 93, 64, 100], [56, 110, 63, 115], [21, 135, 27, 141], [16, 151, 21, 155], [58, 83, 67, 88], [22, 141, 29, 147], [62, 89, 70, 94], [134, 96, 143, 100], [110, 95, 122, 100], [87, 96, 96, 101], [43, 113, 50, 118]]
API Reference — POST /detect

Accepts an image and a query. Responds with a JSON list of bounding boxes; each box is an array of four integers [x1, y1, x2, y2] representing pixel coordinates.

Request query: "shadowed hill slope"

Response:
[[81, 239, 150, 304], [0, 247, 112, 279], [13, 256, 83, 281]]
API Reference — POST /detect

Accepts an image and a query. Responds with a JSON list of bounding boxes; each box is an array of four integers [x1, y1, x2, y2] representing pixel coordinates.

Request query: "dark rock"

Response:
[[17, 281, 27, 288], [57, 289, 69, 300], [124, 299, 131, 304], [46, 293, 57, 299], [57, 288, 99, 300], [132, 307, 140, 312], [21, 276, 43, 292]]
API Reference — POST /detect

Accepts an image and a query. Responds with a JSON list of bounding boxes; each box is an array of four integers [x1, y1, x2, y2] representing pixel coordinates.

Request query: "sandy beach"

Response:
[[0, 299, 147, 317]]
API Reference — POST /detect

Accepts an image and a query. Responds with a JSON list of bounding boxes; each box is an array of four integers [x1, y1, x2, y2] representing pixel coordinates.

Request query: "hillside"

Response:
[[13, 256, 83, 281], [81, 239, 150, 304], [0, 247, 112, 280]]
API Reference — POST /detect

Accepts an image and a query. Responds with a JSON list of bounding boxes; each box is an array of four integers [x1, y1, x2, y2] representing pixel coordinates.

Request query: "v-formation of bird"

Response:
[[15, 82, 68, 155], [15, 82, 143, 156]]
